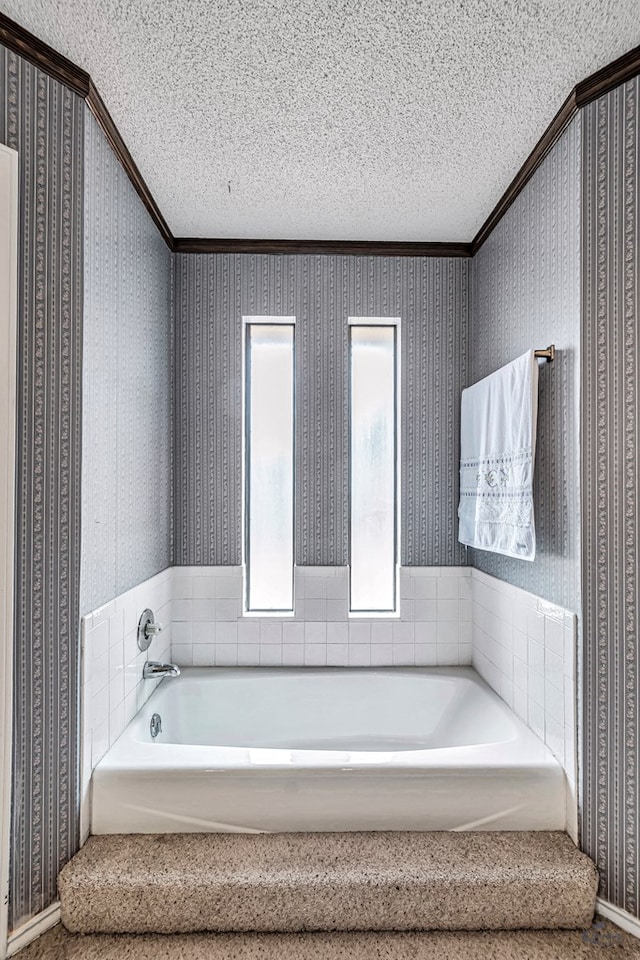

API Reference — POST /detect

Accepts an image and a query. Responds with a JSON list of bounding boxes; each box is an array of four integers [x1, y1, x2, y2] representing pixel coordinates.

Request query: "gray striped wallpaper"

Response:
[[80, 111, 172, 616], [0, 47, 84, 929], [582, 78, 640, 918], [172, 254, 470, 568], [470, 116, 582, 615]]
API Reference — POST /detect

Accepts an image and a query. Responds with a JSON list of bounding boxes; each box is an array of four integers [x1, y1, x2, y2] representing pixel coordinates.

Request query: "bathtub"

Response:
[[91, 666, 566, 834]]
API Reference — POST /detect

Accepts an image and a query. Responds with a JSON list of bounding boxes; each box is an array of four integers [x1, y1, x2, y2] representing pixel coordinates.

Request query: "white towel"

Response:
[[458, 351, 539, 561]]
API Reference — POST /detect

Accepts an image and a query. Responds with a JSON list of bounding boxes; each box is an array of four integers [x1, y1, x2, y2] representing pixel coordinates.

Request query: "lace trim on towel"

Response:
[[459, 447, 533, 529]]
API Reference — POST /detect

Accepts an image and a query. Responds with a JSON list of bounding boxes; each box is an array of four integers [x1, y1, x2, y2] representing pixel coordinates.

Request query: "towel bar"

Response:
[[534, 345, 555, 363]]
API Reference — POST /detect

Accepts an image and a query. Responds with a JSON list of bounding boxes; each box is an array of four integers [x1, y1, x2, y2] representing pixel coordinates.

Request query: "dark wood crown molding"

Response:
[[85, 82, 173, 247], [0, 11, 89, 96], [0, 12, 173, 249], [472, 42, 640, 253], [471, 90, 578, 254], [173, 237, 472, 257], [3, 11, 640, 257], [576, 41, 640, 107]]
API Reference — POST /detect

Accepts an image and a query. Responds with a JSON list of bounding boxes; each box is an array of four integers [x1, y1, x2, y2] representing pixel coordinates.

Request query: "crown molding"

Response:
[[0, 12, 89, 96], [85, 82, 173, 247], [0, 12, 173, 250], [173, 237, 472, 257], [472, 42, 640, 252], [3, 12, 640, 257], [576, 41, 640, 107], [471, 90, 578, 254]]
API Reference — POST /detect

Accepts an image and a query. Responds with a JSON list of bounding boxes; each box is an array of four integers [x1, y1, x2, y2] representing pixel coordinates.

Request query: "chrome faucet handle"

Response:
[[137, 609, 163, 652]]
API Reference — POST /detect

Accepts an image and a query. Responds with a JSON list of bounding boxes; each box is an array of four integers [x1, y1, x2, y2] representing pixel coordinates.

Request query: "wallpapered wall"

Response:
[[172, 253, 470, 568], [582, 78, 640, 919], [470, 116, 583, 616], [0, 47, 83, 929], [80, 112, 172, 616]]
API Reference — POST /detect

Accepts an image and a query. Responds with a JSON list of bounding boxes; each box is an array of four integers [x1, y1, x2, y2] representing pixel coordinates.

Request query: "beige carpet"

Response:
[[14, 923, 640, 959], [59, 832, 598, 934]]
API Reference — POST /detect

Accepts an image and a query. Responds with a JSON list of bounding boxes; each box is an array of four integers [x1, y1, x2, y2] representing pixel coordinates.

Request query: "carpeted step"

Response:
[[58, 831, 598, 935], [18, 923, 639, 960]]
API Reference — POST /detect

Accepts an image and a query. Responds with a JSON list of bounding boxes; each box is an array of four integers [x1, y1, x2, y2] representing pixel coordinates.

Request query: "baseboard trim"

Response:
[[6, 902, 61, 957], [596, 897, 640, 939]]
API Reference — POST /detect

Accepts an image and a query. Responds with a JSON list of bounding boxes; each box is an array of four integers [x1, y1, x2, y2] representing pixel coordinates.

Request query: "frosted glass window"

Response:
[[245, 323, 295, 612], [350, 325, 397, 612]]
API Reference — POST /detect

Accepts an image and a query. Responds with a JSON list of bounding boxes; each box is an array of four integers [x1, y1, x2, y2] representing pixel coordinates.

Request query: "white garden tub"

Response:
[[91, 667, 565, 834]]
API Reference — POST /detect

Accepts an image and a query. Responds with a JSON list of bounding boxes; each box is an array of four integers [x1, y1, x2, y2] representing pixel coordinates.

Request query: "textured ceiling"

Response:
[[2, 0, 640, 240]]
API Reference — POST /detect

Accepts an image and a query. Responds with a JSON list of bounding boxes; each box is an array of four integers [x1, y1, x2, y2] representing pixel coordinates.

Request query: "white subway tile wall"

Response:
[[81, 563, 578, 842], [471, 568, 577, 840], [80, 568, 172, 842], [169, 566, 474, 670]]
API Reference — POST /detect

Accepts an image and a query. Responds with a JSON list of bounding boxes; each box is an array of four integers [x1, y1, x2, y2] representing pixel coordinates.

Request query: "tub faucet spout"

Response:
[[143, 660, 181, 680]]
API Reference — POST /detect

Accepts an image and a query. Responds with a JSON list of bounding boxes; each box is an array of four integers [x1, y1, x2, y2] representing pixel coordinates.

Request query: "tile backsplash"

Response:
[[471, 568, 577, 839], [170, 566, 473, 669], [80, 568, 172, 841]]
